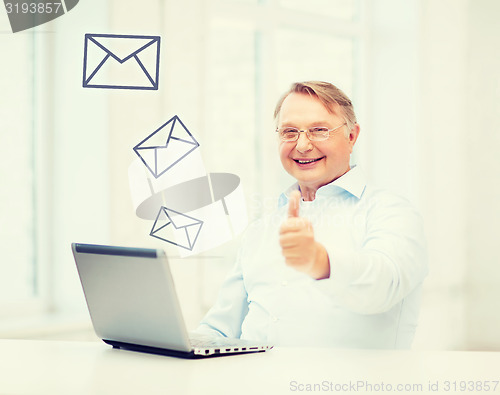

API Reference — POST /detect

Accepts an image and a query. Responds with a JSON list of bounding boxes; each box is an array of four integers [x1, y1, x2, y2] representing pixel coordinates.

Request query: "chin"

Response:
[[295, 175, 321, 186]]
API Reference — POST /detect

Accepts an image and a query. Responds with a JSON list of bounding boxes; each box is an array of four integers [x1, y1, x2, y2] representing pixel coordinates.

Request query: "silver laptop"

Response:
[[72, 243, 272, 358]]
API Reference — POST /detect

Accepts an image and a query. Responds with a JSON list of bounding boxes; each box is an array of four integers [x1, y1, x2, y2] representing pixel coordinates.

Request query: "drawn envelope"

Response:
[[150, 207, 203, 251], [133, 115, 200, 178], [82, 33, 160, 90]]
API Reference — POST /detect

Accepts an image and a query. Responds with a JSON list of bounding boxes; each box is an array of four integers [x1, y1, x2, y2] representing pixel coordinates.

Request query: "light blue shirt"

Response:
[[196, 166, 428, 349]]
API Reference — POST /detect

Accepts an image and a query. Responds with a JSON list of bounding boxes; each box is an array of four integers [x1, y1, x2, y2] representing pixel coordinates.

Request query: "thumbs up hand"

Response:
[[287, 190, 301, 218], [279, 190, 330, 279]]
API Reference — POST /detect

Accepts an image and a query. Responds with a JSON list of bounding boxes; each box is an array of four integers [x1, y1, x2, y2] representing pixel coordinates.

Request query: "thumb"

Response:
[[288, 190, 301, 218]]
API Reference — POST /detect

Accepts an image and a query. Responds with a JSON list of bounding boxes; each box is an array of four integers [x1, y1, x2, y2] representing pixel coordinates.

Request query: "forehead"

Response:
[[278, 92, 341, 125]]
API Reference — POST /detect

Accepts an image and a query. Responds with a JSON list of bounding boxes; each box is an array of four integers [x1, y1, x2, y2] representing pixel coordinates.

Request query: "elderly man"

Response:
[[196, 81, 427, 349]]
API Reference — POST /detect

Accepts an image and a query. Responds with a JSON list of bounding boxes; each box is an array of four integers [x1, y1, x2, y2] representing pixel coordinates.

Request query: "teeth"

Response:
[[297, 158, 319, 164]]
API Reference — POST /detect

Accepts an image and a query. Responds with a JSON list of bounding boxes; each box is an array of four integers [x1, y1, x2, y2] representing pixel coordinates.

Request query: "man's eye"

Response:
[[311, 127, 329, 133], [281, 129, 298, 138]]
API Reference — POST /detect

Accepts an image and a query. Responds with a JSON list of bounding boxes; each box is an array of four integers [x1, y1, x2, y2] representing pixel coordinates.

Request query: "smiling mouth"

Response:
[[293, 157, 324, 164]]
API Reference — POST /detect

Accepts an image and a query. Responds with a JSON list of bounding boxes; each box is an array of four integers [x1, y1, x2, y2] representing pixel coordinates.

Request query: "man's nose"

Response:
[[296, 131, 313, 153]]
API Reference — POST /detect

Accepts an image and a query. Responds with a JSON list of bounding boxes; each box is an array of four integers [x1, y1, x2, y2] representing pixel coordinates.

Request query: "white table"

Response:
[[1, 339, 499, 394]]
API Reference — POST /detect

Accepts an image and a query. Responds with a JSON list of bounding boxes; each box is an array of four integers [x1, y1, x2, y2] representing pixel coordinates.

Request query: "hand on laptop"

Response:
[[279, 190, 330, 280]]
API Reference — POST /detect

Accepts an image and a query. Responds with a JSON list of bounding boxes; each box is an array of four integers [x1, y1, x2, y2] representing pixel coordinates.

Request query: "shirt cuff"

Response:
[[315, 246, 357, 296]]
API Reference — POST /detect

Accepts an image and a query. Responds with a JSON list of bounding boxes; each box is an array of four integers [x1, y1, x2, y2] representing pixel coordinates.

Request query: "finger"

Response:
[[279, 233, 299, 248], [280, 244, 300, 260], [279, 222, 301, 235], [280, 217, 312, 234], [288, 190, 301, 218]]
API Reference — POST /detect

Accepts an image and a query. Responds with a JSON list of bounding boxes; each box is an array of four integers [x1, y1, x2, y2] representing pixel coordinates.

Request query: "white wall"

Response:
[[413, 0, 470, 350], [463, 0, 500, 350], [413, 0, 500, 350], [363, 0, 420, 203]]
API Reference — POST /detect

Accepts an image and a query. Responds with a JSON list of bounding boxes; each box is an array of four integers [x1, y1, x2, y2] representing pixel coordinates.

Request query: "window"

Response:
[[279, 0, 357, 20], [0, 31, 38, 308], [204, 0, 363, 219]]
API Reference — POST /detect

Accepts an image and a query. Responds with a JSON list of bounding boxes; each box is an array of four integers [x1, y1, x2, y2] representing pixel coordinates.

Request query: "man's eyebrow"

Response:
[[279, 121, 333, 128], [277, 119, 297, 127], [309, 120, 335, 127]]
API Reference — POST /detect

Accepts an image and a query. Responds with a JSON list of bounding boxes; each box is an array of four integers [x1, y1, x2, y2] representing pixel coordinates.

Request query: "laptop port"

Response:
[[249, 347, 257, 350], [214, 349, 220, 354], [205, 349, 209, 354], [234, 348, 239, 351], [242, 348, 246, 351], [225, 348, 231, 352]]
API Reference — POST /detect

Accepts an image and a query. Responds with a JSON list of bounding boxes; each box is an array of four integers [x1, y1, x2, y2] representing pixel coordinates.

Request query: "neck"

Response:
[[298, 166, 352, 201], [299, 187, 316, 201]]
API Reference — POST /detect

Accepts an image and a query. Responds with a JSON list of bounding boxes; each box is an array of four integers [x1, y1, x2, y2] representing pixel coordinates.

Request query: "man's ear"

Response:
[[348, 123, 360, 152]]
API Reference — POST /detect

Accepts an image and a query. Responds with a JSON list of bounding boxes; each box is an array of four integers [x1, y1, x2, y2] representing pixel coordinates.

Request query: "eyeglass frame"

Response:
[[275, 122, 347, 142]]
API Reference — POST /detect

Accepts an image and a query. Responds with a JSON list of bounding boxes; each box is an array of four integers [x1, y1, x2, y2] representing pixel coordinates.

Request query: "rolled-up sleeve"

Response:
[[316, 192, 428, 314]]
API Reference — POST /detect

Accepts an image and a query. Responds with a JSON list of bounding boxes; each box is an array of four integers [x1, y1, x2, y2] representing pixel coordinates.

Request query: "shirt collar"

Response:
[[278, 165, 367, 207]]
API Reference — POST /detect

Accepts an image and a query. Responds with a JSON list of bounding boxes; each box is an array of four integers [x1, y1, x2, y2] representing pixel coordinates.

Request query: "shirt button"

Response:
[[281, 280, 288, 286]]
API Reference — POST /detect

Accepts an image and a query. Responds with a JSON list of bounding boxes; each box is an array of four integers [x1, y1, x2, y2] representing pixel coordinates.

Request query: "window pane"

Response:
[[275, 28, 354, 98], [0, 34, 36, 303], [279, 0, 357, 20], [204, 21, 257, 200]]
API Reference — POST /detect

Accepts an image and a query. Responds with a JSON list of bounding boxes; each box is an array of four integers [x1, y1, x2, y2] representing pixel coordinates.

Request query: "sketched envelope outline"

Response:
[[83, 33, 161, 90], [133, 115, 200, 178], [150, 207, 203, 251]]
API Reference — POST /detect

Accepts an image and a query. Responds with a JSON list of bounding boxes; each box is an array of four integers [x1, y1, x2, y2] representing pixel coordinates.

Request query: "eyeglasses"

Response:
[[276, 123, 347, 142]]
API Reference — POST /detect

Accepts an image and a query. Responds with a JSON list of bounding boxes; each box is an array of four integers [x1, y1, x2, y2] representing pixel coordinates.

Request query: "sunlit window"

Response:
[[0, 33, 37, 305], [279, 0, 358, 20]]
